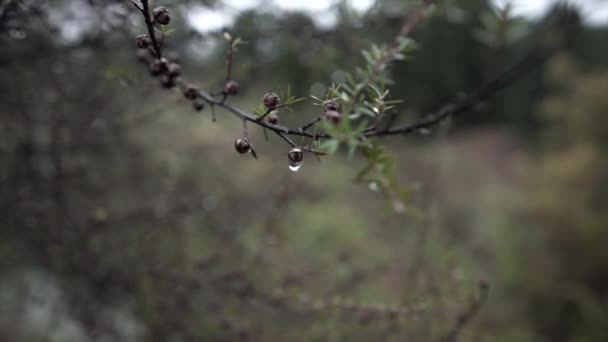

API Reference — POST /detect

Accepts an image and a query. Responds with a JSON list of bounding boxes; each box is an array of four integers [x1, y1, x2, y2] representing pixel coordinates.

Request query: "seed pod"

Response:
[[234, 139, 251, 154], [183, 84, 199, 100], [192, 98, 205, 111], [267, 112, 279, 125], [136, 34, 151, 49], [224, 80, 239, 95], [323, 110, 342, 126], [322, 99, 340, 113], [263, 91, 280, 110], [153, 6, 171, 25], [149, 58, 168, 76]]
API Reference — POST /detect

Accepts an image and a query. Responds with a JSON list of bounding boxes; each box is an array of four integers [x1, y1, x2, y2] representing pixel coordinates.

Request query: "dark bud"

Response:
[[263, 91, 280, 110], [322, 99, 340, 113], [136, 34, 151, 49], [224, 80, 239, 96], [153, 6, 171, 25], [167, 63, 181, 77], [192, 98, 205, 111], [183, 84, 199, 100], [160, 74, 176, 89], [288, 147, 304, 163], [267, 112, 279, 125], [149, 58, 168, 76], [234, 139, 251, 154], [323, 110, 342, 126]]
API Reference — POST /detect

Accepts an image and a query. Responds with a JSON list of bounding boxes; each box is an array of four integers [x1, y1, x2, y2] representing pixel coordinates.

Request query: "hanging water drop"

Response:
[[368, 182, 379, 192], [288, 161, 302, 172], [287, 147, 304, 172]]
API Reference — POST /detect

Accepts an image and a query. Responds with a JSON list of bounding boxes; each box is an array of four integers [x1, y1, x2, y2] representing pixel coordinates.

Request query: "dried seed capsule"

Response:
[[263, 91, 280, 110], [323, 110, 342, 126], [183, 84, 199, 100], [267, 112, 279, 125], [234, 139, 251, 154], [149, 58, 168, 76], [224, 80, 239, 95], [322, 99, 340, 113], [153, 6, 171, 25], [136, 34, 151, 49]]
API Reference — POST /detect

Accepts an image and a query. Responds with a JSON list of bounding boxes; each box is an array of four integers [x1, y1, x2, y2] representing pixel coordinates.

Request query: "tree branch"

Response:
[[365, 48, 555, 137], [130, 0, 556, 156], [141, 0, 161, 58]]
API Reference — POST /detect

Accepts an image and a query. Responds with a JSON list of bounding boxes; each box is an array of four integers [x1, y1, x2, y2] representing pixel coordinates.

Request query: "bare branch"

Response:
[[141, 0, 161, 58], [127, 0, 144, 13], [365, 48, 555, 137]]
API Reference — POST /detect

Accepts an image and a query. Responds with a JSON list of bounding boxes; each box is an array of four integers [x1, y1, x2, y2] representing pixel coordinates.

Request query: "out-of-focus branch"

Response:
[[437, 280, 490, 342], [365, 48, 555, 137]]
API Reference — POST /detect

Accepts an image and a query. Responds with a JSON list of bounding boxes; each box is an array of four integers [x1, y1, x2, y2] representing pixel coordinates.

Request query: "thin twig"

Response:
[[127, 0, 143, 13], [366, 48, 555, 137], [300, 116, 323, 131], [141, 0, 161, 58]]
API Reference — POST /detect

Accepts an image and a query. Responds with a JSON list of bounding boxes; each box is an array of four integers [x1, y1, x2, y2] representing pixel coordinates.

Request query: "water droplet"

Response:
[[288, 162, 302, 172], [368, 182, 379, 192], [373, 107, 379, 114]]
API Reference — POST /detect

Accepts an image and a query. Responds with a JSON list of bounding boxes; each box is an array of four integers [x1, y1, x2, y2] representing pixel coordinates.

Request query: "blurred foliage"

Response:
[[1, 0, 608, 341]]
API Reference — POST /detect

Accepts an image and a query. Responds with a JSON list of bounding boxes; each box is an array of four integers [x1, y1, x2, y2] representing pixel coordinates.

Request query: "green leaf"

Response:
[[320, 139, 340, 154]]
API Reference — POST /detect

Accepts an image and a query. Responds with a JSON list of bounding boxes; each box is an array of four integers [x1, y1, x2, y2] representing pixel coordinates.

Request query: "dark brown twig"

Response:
[[141, 0, 161, 58]]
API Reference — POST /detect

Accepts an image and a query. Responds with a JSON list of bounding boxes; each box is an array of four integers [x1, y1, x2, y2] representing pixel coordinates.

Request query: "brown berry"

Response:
[[234, 139, 251, 154], [153, 6, 171, 25], [183, 84, 199, 100], [288, 147, 304, 163], [224, 80, 239, 95], [192, 98, 205, 111], [324, 110, 342, 125], [323, 99, 340, 113], [263, 91, 280, 110], [136, 34, 151, 49], [267, 112, 279, 125]]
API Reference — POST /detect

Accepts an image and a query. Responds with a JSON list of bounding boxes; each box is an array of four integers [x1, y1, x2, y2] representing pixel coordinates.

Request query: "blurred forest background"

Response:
[[2, 0, 608, 341]]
